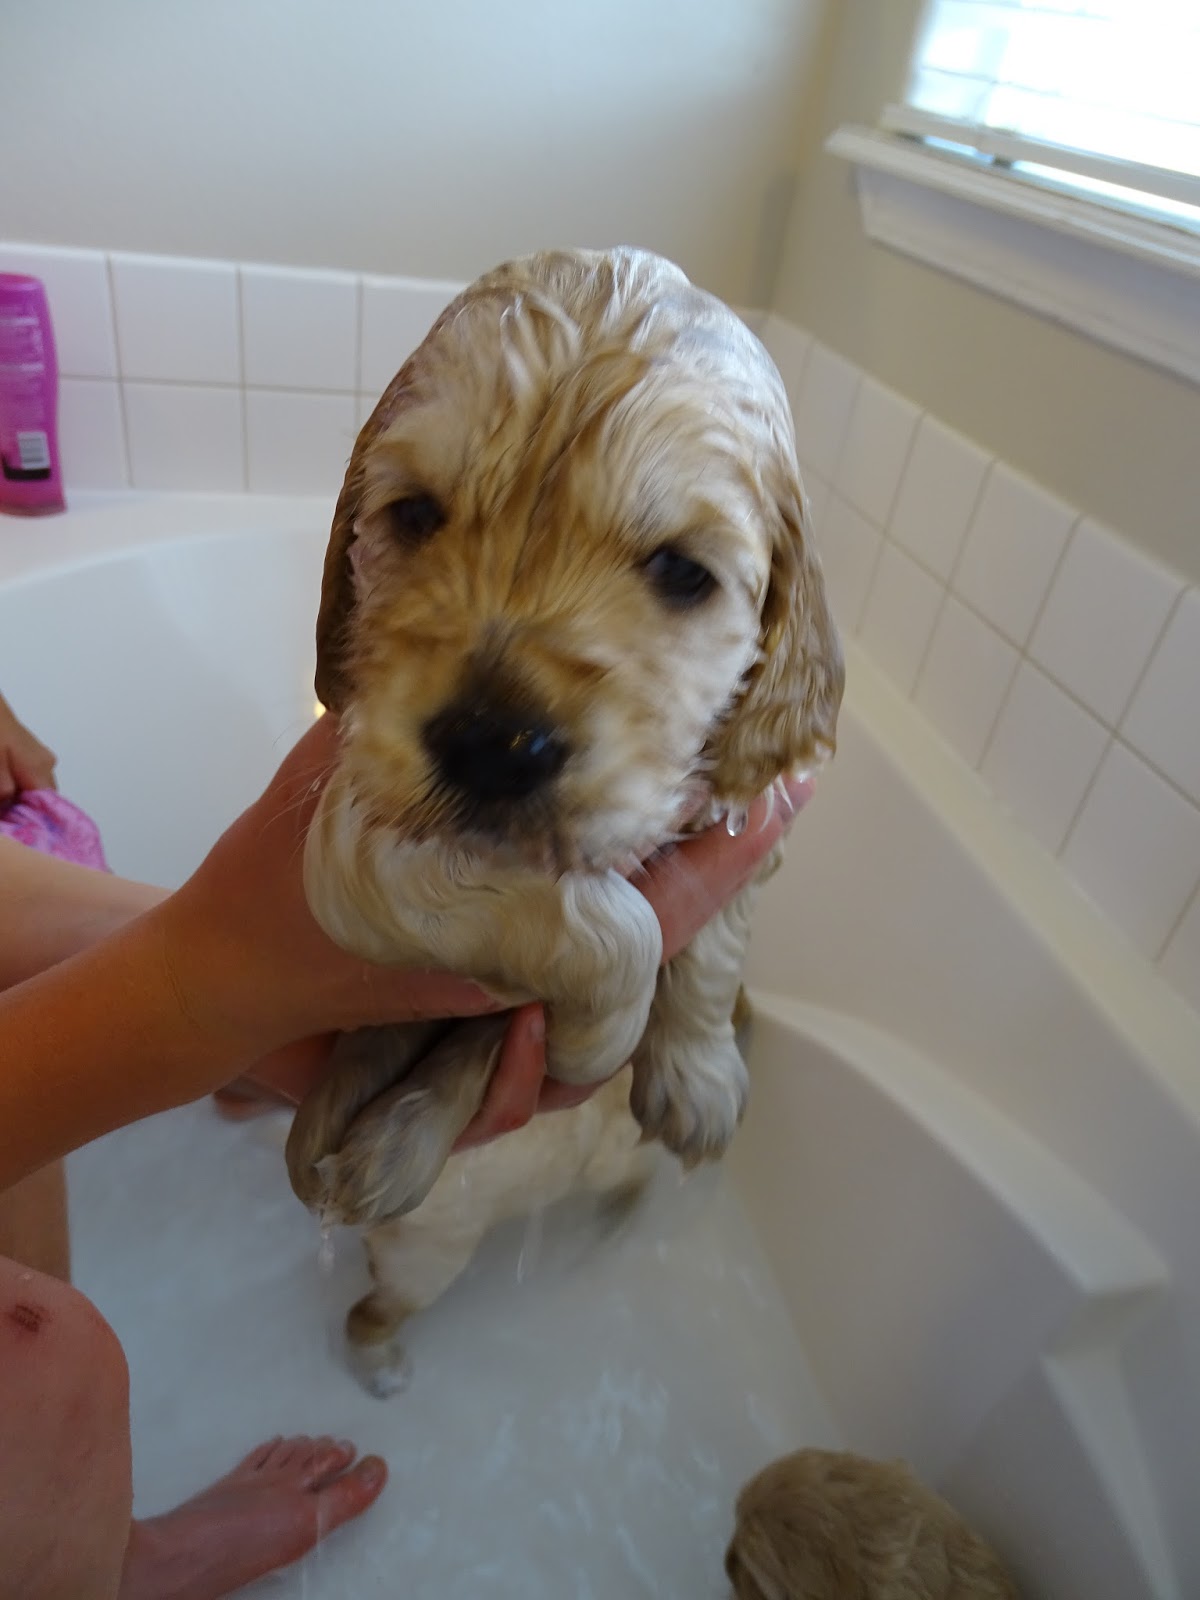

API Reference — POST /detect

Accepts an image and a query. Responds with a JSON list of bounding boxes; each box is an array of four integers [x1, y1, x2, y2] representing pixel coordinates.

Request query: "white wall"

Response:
[[773, 0, 1200, 585], [1, 0, 824, 307]]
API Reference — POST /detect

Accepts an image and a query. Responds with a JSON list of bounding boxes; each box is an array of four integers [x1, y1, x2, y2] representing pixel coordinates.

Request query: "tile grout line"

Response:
[[1018, 512, 1082, 656], [908, 457, 997, 704], [1056, 731, 1116, 860], [1109, 728, 1200, 815], [235, 267, 249, 492], [976, 511, 1084, 771], [1155, 873, 1200, 964], [856, 408, 927, 639], [856, 524, 890, 635], [817, 358, 867, 632], [354, 276, 364, 399], [112, 375, 360, 398], [975, 651, 1023, 774], [104, 254, 135, 489], [1111, 584, 1189, 737]]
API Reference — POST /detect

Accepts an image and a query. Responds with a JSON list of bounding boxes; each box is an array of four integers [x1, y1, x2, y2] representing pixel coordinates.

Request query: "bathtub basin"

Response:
[[2, 492, 1197, 1598]]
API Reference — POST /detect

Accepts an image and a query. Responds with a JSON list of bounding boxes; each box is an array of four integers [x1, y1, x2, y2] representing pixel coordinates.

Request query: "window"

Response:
[[826, 0, 1200, 384], [892, 1, 1200, 233]]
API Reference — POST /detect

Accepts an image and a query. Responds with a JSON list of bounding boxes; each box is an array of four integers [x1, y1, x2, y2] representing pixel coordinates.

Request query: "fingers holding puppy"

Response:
[[280, 764, 814, 1207], [450, 785, 813, 1147], [641, 776, 814, 963]]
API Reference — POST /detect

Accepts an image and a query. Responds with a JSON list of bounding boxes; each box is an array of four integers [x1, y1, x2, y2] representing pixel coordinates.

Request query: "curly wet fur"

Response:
[[726, 1451, 1019, 1600], [283, 247, 842, 1387]]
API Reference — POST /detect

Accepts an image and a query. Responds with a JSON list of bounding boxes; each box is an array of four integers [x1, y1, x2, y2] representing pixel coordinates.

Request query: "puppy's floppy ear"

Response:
[[314, 458, 364, 713], [314, 368, 416, 712], [706, 471, 844, 802]]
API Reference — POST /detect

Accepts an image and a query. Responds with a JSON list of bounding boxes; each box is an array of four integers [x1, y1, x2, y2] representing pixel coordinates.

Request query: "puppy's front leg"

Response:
[[631, 841, 783, 1168], [284, 1019, 448, 1215], [299, 1014, 510, 1225], [300, 786, 662, 1221], [305, 781, 663, 1086]]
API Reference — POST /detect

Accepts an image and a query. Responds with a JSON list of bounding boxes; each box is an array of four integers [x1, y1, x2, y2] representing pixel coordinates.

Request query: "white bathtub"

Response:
[[2, 494, 1198, 1599]]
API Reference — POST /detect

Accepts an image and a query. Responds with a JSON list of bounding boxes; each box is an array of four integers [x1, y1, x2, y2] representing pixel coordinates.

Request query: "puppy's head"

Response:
[[316, 247, 841, 873]]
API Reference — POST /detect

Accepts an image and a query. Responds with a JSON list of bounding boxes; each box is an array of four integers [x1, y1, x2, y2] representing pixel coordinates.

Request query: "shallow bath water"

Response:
[[68, 1099, 837, 1598]]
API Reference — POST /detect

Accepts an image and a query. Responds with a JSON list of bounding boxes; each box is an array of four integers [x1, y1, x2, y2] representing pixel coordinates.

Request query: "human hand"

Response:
[[178, 713, 810, 1133], [159, 714, 501, 1075], [452, 774, 813, 1147], [0, 692, 57, 802]]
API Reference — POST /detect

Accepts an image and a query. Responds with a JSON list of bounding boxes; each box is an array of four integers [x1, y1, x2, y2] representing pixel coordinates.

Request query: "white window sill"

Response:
[[827, 125, 1200, 388]]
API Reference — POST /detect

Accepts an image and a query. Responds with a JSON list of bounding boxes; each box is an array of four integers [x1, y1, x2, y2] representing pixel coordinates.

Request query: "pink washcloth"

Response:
[[0, 788, 110, 873]]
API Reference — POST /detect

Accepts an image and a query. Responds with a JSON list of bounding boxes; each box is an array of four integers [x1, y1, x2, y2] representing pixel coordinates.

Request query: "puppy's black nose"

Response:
[[424, 701, 568, 804]]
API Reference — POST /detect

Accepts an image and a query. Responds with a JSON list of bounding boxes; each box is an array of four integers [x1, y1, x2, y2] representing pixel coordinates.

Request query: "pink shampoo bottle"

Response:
[[0, 273, 65, 515]]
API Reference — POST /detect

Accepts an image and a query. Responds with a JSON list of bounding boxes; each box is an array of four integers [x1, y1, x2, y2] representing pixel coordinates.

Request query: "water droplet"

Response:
[[317, 1219, 335, 1274], [517, 1206, 545, 1284], [725, 806, 748, 838]]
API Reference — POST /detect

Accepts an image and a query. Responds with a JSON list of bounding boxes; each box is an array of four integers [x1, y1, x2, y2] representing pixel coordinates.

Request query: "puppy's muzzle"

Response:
[[423, 697, 569, 806]]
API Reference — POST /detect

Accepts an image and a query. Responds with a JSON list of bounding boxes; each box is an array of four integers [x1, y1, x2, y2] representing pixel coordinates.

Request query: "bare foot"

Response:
[[120, 1434, 387, 1600]]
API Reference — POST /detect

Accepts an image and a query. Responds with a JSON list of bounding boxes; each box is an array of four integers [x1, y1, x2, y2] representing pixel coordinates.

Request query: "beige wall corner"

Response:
[[773, 0, 1200, 584]]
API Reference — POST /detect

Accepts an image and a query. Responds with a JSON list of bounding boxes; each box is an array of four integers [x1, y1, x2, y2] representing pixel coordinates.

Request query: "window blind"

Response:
[[888, 1, 1200, 228]]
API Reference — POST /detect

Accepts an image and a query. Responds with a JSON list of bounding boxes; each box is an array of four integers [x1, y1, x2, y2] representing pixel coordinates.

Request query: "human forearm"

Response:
[[0, 902, 246, 1188], [0, 837, 163, 989], [0, 713, 810, 1189]]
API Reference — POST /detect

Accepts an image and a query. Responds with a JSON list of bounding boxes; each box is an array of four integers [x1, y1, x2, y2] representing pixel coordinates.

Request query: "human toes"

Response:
[[235, 1435, 285, 1472], [312, 1456, 388, 1531], [298, 1437, 358, 1490]]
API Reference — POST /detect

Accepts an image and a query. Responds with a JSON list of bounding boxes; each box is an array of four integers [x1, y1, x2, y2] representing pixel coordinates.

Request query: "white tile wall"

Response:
[[1028, 518, 1182, 724], [981, 661, 1109, 853], [1062, 742, 1200, 957], [123, 382, 244, 492], [111, 254, 241, 384], [57, 379, 128, 490], [1121, 589, 1200, 806], [791, 341, 860, 481], [760, 313, 812, 420], [858, 540, 943, 696], [0, 242, 466, 506], [1160, 890, 1200, 1015], [834, 377, 920, 529], [360, 276, 462, 395], [803, 472, 831, 548], [821, 495, 882, 634], [240, 265, 358, 393], [5, 253, 1198, 1014], [356, 393, 379, 432], [889, 416, 990, 582], [760, 313, 1199, 1013], [952, 464, 1077, 646], [0, 243, 118, 377], [245, 390, 357, 496], [915, 595, 1019, 767]]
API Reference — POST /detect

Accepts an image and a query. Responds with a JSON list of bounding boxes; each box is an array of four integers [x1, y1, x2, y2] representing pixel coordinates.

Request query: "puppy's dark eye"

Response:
[[384, 494, 445, 547], [643, 545, 717, 608]]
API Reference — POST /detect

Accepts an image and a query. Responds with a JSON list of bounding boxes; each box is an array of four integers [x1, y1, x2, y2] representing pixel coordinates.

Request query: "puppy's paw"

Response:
[[295, 1015, 508, 1228], [313, 1085, 467, 1227], [539, 872, 662, 1086], [362, 1358, 412, 1400], [543, 986, 656, 1087], [630, 1029, 749, 1168], [346, 1291, 414, 1399], [284, 1020, 447, 1213]]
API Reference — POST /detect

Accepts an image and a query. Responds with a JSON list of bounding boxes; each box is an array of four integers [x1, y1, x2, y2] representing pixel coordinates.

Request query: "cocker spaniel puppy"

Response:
[[726, 1450, 1019, 1599], [284, 247, 842, 1392]]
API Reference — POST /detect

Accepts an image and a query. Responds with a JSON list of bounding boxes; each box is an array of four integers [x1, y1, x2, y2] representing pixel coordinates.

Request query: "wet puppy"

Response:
[[726, 1450, 1019, 1600], [284, 247, 842, 1390]]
